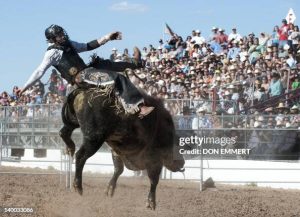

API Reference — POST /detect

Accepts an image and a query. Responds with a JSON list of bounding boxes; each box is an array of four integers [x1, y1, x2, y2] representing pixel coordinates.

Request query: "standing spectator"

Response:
[[228, 27, 242, 43], [191, 30, 206, 45], [122, 48, 131, 62], [290, 25, 300, 55], [259, 32, 270, 47], [110, 48, 118, 62], [208, 27, 219, 42], [11, 86, 20, 101], [141, 47, 149, 61], [215, 29, 228, 46], [268, 73, 283, 97], [192, 107, 212, 130], [278, 19, 289, 49], [271, 26, 280, 47]]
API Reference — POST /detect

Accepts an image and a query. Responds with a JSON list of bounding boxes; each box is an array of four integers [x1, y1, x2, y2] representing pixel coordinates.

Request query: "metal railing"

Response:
[[0, 103, 300, 191]]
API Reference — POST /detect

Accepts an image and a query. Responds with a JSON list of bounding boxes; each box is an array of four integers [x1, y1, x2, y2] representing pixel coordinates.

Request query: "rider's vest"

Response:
[[47, 42, 87, 84]]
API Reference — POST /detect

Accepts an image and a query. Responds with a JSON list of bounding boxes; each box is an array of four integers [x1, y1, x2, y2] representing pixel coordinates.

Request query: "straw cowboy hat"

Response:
[[197, 107, 206, 113], [291, 105, 299, 110]]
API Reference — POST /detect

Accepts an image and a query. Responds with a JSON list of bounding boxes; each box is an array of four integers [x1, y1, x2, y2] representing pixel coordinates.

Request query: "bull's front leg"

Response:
[[59, 125, 76, 157], [146, 165, 162, 210], [74, 136, 104, 195]]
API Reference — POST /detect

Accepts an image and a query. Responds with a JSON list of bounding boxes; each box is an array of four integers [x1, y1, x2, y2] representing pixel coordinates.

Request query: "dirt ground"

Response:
[[0, 166, 300, 217]]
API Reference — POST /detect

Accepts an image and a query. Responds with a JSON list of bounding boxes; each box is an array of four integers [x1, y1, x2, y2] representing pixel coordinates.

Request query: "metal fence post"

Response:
[[0, 122, 3, 166], [69, 155, 72, 190], [199, 118, 204, 191]]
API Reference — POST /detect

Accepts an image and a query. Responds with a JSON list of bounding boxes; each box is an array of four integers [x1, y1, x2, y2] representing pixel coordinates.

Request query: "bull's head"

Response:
[[162, 135, 185, 173]]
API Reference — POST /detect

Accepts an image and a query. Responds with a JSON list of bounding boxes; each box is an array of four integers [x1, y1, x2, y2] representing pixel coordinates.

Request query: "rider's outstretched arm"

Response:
[[89, 31, 122, 50], [73, 31, 122, 53], [20, 50, 58, 94]]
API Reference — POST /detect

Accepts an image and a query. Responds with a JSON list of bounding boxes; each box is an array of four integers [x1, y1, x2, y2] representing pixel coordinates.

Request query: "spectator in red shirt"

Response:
[[215, 29, 228, 47], [278, 19, 289, 49]]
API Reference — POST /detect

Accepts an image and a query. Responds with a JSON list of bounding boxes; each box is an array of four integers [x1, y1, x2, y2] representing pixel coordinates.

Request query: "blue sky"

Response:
[[0, 0, 299, 92]]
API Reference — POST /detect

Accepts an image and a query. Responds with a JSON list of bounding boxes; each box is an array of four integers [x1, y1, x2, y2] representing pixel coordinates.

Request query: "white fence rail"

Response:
[[0, 103, 300, 190]]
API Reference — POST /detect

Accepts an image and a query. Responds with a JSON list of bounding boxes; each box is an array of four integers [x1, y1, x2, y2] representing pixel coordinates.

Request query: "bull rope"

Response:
[[86, 85, 124, 115]]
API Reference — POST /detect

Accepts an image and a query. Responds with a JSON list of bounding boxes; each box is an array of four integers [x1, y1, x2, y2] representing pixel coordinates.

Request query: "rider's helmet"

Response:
[[45, 24, 69, 42]]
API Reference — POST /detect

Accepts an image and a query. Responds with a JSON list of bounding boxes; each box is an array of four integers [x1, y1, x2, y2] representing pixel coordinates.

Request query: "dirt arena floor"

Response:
[[0, 166, 300, 217]]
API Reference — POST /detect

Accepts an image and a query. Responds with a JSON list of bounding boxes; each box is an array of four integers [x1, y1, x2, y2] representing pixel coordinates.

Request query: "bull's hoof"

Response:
[[105, 185, 115, 197], [73, 182, 83, 195], [146, 200, 156, 210], [66, 147, 75, 157]]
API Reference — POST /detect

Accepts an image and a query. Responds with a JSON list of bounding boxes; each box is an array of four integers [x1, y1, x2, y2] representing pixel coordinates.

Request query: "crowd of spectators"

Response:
[[0, 69, 68, 108], [1, 19, 300, 126], [119, 19, 300, 118]]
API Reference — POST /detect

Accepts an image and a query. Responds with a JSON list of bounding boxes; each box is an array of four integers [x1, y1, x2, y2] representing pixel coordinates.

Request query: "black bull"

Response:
[[59, 87, 185, 210]]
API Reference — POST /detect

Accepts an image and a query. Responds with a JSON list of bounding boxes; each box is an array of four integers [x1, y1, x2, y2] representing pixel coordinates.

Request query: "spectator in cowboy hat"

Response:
[[192, 106, 212, 129], [208, 26, 219, 42], [215, 29, 228, 46], [290, 105, 299, 114], [276, 102, 289, 114], [110, 47, 119, 62]]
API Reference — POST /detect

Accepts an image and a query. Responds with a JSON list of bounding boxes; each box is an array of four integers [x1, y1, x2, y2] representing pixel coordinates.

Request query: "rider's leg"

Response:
[[112, 73, 154, 117]]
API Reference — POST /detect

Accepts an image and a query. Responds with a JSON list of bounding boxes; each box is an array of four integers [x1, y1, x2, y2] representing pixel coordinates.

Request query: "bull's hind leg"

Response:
[[146, 165, 162, 210], [74, 137, 104, 195], [105, 151, 124, 197], [59, 125, 76, 157]]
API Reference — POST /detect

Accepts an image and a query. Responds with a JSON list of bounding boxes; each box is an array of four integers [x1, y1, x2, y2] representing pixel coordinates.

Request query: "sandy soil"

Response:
[[0, 166, 300, 217]]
